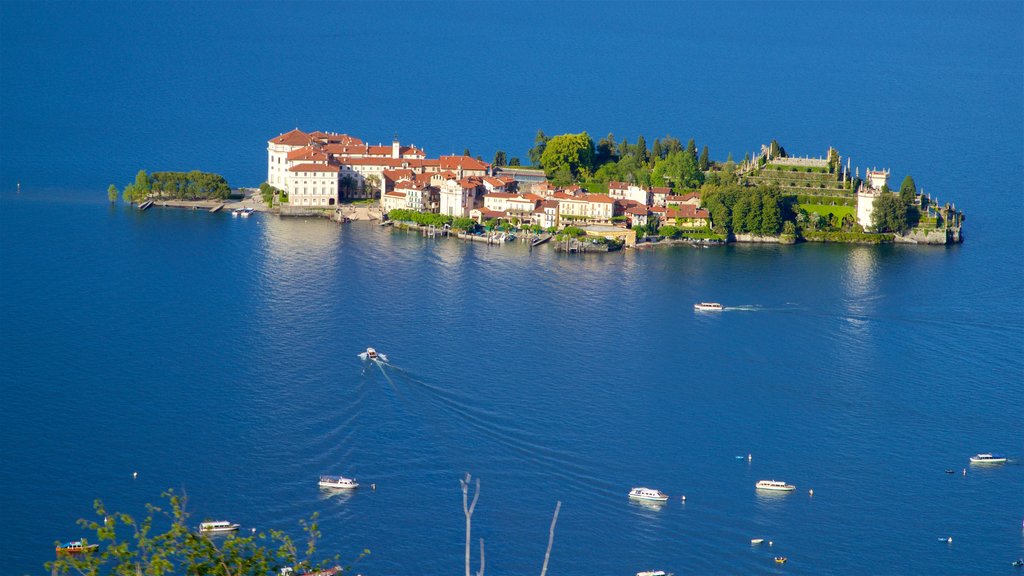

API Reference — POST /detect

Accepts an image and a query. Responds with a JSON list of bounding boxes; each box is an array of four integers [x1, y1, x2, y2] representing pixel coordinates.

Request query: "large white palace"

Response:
[[267, 128, 490, 208]]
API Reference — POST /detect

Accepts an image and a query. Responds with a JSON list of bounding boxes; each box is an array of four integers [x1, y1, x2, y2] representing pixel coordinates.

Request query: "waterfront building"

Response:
[[665, 193, 701, 207], [286, 163, 341, 207], [532, 200, 559, 230], [495, 166, 547, 186], [608, 181, 651, 206], [625, 204, 653, 228], [553, 191, 616, 226], [439, 177, 482, 217], [857, 168, 890, 229]]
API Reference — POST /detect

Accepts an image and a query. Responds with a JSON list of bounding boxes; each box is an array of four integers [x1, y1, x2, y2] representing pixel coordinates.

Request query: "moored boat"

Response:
[[199, 520, 240, 533], [756, 480, 796, 491], [319, 475, 359, 489], [56, 541, 98, 554], [693, 302, 723, 311], [969, 453, 1007, 464], [629, 487, 669, 502]]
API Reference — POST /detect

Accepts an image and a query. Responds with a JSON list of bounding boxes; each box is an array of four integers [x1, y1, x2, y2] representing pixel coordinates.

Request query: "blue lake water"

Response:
[[1, 2, 1023, 575]]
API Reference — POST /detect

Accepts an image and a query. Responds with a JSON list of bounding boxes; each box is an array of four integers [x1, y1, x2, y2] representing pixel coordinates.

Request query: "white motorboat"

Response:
[[693, 302, 723, 311], [319, 475, 359, 489], [756, 480, 795, 492], [750, 538, 765, 545], [240, 207, 254, 218], [969, 453, 1007, 464], [636, 571, 671, 576], [628, 487, 669, 502], [199, 520, 240, 533], [359, 347, 388, 362]]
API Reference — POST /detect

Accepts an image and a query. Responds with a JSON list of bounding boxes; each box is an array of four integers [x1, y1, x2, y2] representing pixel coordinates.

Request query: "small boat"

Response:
[[240, 207, 254, 218], [359, 347, 388, 362], [319, 475, 359, 490], [199, 520, 240, 533], [944, 469, 955, 474], [56, 541, 98, 554], [636, 571, 671, 576], [693, 302, 723, 311], [751, 538, 764, 545], [756, 480, 796, 492], [774, 556, 788, 564], [1011, 558, 1023, 567], [629, 487, 669, 502], [969, 453, 1006, 464], [231, 208, 242, 217]]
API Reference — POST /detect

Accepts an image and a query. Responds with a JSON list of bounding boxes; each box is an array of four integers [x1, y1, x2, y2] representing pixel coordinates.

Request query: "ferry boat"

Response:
[[199, 520, 240, 533], [693, 302, 723, 311], [628, 487, 669, 502], [969, 453, 1007, 464], [56, 541, 98, 554], [319, 475, 359, 489], [755, 480, 796, 492]]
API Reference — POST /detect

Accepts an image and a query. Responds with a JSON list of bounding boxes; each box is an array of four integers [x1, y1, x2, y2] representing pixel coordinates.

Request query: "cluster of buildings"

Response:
[[266, 128, 711, 231]]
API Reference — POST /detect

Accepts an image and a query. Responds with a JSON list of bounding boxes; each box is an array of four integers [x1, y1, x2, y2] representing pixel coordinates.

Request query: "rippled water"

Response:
[[2, 1, 1023, 574], [1, 192, 1021, 575]]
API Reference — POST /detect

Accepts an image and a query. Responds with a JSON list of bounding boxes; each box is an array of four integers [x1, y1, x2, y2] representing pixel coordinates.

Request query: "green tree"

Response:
[[731, 195, 751, 233], [635, 135, 649, 164], [462, 148, 472, 157], [698, 146, 710, 171], [492, 151, 507, 167], [508, 157, 521, 166], [651, 139, 663, 162], [899, 175, 917, 205], [539, 132, 595, 180], [659, 225, 681, 238], [550, 165, 574, 187], [758, 190, 782, 235], [452, 217, 476, 231], [528, 130, 549, 167], [870, 193, 909, 233], [595, 133, 617, 166], [686, 138, 697, 160], [651, 150, 704, 190], [46, 490, 365, 576], [364, 174, 381, 198], [107, 184, 118, 203]]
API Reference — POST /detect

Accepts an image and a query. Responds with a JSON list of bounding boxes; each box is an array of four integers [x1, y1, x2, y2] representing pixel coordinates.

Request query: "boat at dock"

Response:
[[199, 520, 240, 533], [56, 541, 98, 554], [756, 480, 796, 492], [239, 207, 254, 218], [969, 453, 1006, 464], [319, 475, 359, 489], [629, 487, 669, 502], [231, 208, 242, 216], [693, 302, 723, 311]]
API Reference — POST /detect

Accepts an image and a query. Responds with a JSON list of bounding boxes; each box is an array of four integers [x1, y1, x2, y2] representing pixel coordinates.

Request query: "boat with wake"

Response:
[[756, 480, 795, 492], [629, 487, 669, 502], [319, 475, 359, 490], [969, 453, 1006, 464], [693, 302, 723, 312], [358, 347, 387, 362]]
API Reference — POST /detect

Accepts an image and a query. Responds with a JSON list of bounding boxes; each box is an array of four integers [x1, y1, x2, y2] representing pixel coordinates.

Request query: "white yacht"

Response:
[[693, 302, 723, 311], [969, 453, 1007, 464], [628, 487, 669, 502], [755, 480, 795, 491], [319, 475, 359, 489], [199, 520, 240, 533], [359, 347, 387, 362]]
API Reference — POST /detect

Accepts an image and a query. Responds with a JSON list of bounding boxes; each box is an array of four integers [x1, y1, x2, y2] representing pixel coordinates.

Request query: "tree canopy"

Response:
[[149, 171, 231, 200], [539, 132, 595, 180], [899, 175, 917, 205], [871, 193, 909, 233]]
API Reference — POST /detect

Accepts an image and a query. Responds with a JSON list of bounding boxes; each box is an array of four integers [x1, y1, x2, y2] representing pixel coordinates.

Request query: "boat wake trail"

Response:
[[373, 363, 613, 493]]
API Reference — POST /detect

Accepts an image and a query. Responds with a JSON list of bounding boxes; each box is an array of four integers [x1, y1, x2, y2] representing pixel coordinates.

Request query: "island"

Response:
[[119, 128, 966, 249]]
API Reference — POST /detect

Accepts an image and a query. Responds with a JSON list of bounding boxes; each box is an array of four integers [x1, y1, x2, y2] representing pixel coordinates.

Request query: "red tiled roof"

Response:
[[483, 176, 507, 188], [626, 206, 649, 215], [384, 190, 407, 198], [287, 147, 328, 161], [585, 194, 616, 204], [667, 205, 710, 219], [650, 186, 671, 194], [289, 163, 340, 173], [440, 155, 490, 171], [484, 192, 517, 199], [269, 128, 310, 146], [383, 169, 415, 182]]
